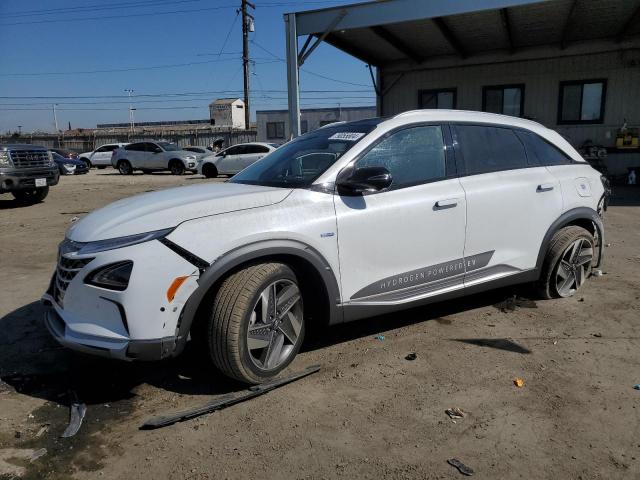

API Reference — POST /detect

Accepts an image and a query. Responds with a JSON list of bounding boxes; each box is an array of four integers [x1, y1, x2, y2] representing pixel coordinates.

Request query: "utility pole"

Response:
[[241, 0, 255, 130], [52, 104, 59, 132], [124, 89, 134, 134]]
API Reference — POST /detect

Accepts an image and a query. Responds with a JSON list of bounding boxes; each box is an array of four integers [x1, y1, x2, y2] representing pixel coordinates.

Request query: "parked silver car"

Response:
[[78, 143, 128, 169], [111, 141, 198, 175], [197, 142, 278, 178]]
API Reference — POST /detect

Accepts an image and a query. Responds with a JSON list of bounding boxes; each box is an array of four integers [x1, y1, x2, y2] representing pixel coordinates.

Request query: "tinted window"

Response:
[[455, 125, 527, 175], [96, 145, 116, 153], [483, 85, 524, 116], [245, 145, 270, 154], [125, 143, 144, 151], [516, 130, 573, 166], [356, 125, 446, 189], [267, 122, 285, 139], [419, 89, 456, 109], [145, 143, 162, 152], [559, 80, 606, 124], [225, 145, 245, 155]]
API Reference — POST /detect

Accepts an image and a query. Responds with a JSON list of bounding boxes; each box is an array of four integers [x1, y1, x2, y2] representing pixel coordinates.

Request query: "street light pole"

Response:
[[241, 0, 255, 130], [52, 104, 59, 132], [124, 89, 134, 134]]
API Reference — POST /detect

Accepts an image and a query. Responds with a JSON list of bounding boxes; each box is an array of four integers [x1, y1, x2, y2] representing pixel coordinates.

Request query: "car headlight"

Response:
[[47, 150, 55, 166], [72, 228, 174, 255], [64, 163, 76, 171], [85, 261, 133, 291], [0, 151, 13, 167]]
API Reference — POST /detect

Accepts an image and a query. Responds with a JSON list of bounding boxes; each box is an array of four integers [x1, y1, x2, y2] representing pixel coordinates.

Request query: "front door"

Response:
[[216, 145, 244, 174], [334, 124, 467, 305]]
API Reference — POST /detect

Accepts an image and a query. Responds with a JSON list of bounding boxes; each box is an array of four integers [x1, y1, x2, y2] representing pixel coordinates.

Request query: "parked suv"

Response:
[[1, 144, 59, 203], [78, 143, 128, 169], [43, 111, 606, 384], [111, 141, 197, 175]]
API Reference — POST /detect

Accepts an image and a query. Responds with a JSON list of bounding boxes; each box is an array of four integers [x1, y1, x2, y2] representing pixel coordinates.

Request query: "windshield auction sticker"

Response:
[[328, 132, 366, 141]]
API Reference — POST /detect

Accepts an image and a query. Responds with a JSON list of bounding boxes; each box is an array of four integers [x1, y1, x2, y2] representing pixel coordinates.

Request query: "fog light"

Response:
[[85, 261, 133, 291]]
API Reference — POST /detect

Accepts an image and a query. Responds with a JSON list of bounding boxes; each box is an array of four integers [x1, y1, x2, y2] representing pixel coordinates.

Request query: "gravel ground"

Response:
[[0, 170, 639, 480]]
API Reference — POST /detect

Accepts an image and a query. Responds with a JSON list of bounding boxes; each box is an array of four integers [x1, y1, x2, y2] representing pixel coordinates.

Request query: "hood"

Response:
[[67, 182, 292, 242]]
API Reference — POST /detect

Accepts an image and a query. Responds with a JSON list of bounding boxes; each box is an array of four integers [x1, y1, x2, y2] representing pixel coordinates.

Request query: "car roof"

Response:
[[388, 109, 544, 130]]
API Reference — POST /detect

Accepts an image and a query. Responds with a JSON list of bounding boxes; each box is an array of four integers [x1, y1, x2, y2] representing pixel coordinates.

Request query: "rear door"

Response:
[[144, 143, 164, 169], [92, 145, 117, 166], [452, 124, 562, 286], [123, 143, 144, 167]]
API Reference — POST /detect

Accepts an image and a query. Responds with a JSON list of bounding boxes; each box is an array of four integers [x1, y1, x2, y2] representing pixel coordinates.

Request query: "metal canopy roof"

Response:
[[283, 0, 640, 138], [294, 0, 640, 66]]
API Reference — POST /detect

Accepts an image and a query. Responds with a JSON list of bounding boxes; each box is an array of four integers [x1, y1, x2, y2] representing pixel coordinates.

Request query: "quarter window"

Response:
[[558, 80, 606, 124], [483, 84, 524, 117], [419, 88, 457, 109], [515, 130, 573, 166], [267, 122, 285, 139], [356, 125, 447, 190], [454, 125, 527, 175]]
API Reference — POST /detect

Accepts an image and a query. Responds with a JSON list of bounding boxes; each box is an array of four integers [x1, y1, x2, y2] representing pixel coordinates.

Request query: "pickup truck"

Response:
[[0, 144, 60, 204]]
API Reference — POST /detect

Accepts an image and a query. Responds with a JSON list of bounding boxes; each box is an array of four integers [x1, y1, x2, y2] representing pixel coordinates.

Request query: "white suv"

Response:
[[78, 143, 128, 169], [42, 110, 607, 384], [111, 141, 198, 175]]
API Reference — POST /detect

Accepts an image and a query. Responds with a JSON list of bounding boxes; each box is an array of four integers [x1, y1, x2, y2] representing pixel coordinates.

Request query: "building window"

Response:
[[301, 120, 308, 134], [418, 88, 457, 109], [267, 122, 285, 139], [482, 84, 524, 117], [558, 79, 606, 124]]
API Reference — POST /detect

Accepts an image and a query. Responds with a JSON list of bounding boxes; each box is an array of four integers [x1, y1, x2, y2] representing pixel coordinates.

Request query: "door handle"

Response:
[[537, 183, 555, 192], [434, 199, 458, 209]]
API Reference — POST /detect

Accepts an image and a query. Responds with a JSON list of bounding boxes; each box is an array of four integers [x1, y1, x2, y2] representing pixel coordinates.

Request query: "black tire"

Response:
[[117, 160, 133, 175], [80, 158, 92, 169], [537, 226, 595, 299], [202, 163, 218, 178], [207, 263, 305, 384], [169, 159, 185, 175], [12, 186, 49, 204]]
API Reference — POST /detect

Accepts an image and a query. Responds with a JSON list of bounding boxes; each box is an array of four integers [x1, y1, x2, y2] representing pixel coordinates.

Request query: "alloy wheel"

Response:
[[246, 279, 303, 371], [555, 238, 593, 297]]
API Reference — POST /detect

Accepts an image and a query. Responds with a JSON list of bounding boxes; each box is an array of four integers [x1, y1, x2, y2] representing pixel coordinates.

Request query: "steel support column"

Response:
[[285, 13, 301, 139]]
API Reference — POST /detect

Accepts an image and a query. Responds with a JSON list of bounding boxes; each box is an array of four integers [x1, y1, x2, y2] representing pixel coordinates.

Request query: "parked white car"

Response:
[[111, 141, 198, 175], [78, 143, 128, 169], [43, 110, 607, 384], [197, 142, 278, 178]]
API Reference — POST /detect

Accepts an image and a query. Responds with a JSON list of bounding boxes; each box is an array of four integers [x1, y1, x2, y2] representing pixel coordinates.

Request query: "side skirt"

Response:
[[339, 269, 539, 323]]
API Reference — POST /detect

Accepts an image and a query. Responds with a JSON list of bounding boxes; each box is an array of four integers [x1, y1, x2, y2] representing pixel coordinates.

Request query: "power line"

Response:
[[1, 0, 206, 18]]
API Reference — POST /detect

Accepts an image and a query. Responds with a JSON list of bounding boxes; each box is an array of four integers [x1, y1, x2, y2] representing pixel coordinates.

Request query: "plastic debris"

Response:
[[633, 384, 640, 391], [375, 335, 385, 341], [593, 333, 602, 338], [29, 448, 47, 463], [35, 425, 49, 438], [405, 352, 417, 361], [514, 377, 525, 388], [447, 458, 474, 476], [62, 402, 87, 438], [592, 269, 603, 277], [445, 407, 466, 419]]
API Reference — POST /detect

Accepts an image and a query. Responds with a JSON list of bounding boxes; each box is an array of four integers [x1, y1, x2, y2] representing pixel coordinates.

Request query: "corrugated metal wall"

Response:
[[380, 49, 640, 148]]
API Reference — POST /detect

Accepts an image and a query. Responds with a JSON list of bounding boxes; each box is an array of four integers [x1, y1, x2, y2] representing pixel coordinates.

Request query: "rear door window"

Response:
[[125, 143, 144, 151], [454, 125, 527, 175], [515, 130, 574, 166]]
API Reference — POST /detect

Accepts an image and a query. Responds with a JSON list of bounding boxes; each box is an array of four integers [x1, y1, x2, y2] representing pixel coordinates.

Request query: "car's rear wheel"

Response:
[[202, 163, 218, 178], [117, 160, 133, 175], [537, 226, 595, 299], [169, 160, 185, 175], [207, 263, 305, 384], [12, 186, 49, 204], [80, 158, 91, 169]]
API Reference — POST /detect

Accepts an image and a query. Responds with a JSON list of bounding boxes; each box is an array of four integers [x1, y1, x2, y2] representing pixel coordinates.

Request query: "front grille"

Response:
[[9, 150, 50, 169], [53, 254, 94, 306]]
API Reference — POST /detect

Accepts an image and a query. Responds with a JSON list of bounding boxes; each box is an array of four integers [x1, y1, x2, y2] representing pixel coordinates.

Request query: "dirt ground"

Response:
[[1, 170, 639, 480]]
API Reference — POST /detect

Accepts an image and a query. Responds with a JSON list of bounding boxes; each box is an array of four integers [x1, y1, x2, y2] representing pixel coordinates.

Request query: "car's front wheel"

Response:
[[207, 263, 305, 384], [12, 186, 49, 204], [80, 158, 92, 169], [117, 160, 133, 175], [537, 225, 595, 299], [202, 163, 218, 178], [169, 160, 185, 175]]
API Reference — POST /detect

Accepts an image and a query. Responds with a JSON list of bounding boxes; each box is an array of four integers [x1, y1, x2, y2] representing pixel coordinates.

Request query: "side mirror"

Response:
[[336, 166, 392, 196], [154, 148, 162, 154]]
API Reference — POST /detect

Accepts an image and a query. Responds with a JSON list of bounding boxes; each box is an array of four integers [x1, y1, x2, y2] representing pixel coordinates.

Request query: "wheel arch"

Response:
[[79, 157, 92, 167], [536, 207, 604, 272], [172, 239, 342, 357]]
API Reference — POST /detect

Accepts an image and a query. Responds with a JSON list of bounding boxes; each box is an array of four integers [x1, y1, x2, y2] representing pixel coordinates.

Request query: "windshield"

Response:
[[230, 119, 381, 188], [158, 142, 181, 152]]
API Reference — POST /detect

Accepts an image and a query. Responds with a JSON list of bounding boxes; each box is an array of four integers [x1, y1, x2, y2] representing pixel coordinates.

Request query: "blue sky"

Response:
[[0, 0, 376, 133]]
